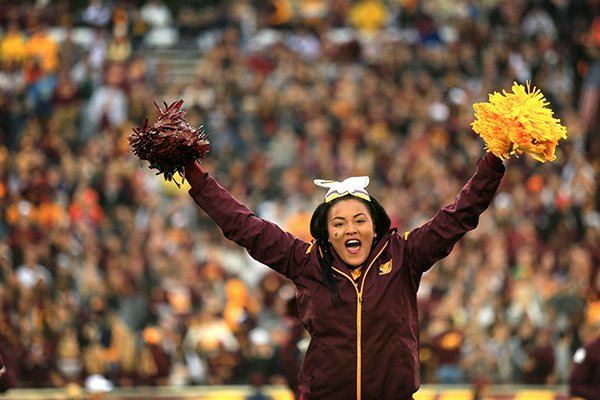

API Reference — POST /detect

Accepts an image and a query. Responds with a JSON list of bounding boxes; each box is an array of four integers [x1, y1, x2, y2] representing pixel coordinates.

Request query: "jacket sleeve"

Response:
[[185, 162, 310, 280], [404, 153, 505, 275]]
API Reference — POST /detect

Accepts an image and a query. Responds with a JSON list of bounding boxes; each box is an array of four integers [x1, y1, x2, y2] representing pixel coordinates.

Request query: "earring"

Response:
[[374, 233, 377, 238]]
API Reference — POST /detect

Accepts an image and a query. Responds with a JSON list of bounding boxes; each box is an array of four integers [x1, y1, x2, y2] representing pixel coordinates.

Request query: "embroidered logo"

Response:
[[378, 260, 392, 275]]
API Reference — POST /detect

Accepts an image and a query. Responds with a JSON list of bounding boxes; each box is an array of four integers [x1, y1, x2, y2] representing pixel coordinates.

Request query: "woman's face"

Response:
[[327, 198, 375, 267]]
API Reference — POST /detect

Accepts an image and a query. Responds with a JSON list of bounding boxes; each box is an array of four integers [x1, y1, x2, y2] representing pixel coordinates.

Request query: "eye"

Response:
[[333, 222, 344, 228], [356, 219, 366, 224]]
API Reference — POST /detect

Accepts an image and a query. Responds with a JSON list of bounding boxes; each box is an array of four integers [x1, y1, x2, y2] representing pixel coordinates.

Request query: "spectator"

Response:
[[0, 351, 15, 393], [23, 21, 58, 77], [25, 66, 58, 124], [136, 327, 171, 385], [81, 0, 112, 29], [106, 31, 132, 64], [430, 317, 465, 384], [139, 0, 177, 48], [86, 28, 109, 76], [235, 327, 281, 385], [54, 327, 83, 385], [486, 321, 517, 383], [245, 372, 273, 400], [0, 20, 26, 66], [521, 327, 556, 384], [84, 62, 128, 136], [139, 0, 173, 30], [348, 0, 388, 36], [569, 318, 600, 399], [15, 248, 52, 290]]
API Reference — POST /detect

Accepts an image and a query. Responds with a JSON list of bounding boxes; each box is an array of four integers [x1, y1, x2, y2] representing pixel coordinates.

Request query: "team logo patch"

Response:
[[378, 260, 392, 275]]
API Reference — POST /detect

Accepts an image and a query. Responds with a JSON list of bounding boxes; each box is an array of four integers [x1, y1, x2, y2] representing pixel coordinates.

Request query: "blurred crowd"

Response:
[[1, 0, 600, 393]]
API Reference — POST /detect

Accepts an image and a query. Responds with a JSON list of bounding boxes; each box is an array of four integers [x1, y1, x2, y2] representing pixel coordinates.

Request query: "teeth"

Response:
[[346, 240, 360, 246]]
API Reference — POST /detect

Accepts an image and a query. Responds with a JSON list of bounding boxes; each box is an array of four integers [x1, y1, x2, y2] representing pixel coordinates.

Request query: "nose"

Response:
[[346, 223, 358, 235]]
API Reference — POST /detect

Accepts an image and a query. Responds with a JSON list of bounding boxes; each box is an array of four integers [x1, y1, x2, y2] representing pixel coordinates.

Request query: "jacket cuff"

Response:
[[483, 152, 505, 173], [185, 160, 209, 197]]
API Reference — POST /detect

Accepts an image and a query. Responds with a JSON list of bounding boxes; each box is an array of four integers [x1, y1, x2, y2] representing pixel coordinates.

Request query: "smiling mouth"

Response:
[[345, 239, 361, 254]]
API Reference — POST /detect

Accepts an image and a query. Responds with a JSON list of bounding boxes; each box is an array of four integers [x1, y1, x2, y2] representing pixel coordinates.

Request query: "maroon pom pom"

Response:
[[129, 99, 209, 187]]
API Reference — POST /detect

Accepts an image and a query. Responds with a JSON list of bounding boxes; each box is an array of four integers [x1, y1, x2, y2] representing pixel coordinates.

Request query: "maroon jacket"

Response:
[[186, 154, 504, 400], [569, 333, 600, 399]]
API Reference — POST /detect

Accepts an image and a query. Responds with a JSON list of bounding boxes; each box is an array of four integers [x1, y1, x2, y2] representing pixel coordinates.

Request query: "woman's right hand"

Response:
[[184, 160, 206, 182]]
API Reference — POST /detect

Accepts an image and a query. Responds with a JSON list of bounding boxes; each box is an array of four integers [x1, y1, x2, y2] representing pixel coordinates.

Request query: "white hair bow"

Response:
[[314, 176, 371, 203]]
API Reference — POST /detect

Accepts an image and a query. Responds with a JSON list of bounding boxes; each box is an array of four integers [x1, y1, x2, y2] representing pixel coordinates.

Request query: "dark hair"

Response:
[[309, 194, 391, 303]]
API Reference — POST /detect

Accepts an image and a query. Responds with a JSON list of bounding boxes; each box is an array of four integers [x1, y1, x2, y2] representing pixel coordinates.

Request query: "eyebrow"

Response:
[[331, 213, 367, 221]]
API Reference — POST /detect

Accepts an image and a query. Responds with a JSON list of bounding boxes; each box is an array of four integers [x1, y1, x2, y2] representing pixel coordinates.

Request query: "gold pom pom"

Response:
[[471, 82, 568, 162]]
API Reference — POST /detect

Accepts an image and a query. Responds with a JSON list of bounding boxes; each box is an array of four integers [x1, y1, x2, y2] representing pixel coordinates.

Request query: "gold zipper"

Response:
[[332, 242, 389, 400]]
